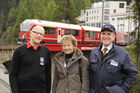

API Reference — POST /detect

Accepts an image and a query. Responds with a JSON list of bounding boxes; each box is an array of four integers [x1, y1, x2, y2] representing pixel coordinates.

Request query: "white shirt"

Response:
[[101, 43, 113, 54]]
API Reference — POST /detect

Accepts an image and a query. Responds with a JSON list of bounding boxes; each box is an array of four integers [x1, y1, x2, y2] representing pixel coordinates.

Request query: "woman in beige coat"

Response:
[[52, 35, 89, 93]]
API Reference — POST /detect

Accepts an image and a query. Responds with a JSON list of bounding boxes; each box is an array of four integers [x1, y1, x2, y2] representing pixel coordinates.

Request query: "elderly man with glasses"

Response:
[[9, 25, 51, 93]]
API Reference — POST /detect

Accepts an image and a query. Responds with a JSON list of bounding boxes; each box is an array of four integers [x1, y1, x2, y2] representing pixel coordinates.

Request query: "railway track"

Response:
[[0, 64, 11, 93], [0, 44, 20, 50]]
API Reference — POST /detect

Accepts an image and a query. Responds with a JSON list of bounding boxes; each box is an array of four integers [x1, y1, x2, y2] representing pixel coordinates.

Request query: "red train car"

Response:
[[19, 19, 129, 51], [115, 32, 130, 46]]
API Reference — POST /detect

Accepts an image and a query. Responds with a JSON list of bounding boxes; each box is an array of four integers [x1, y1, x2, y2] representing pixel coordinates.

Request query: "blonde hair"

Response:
[[60, 35, 77, 48]]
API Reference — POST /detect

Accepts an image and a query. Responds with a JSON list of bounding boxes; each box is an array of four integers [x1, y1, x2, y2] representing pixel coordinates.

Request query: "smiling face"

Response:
[[61, 40, 75, 54], [30, 26, 45, 44], [101, 30, 115, 47]]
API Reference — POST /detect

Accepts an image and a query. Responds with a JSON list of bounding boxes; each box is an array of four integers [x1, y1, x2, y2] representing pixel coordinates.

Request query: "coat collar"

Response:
[[94, 43, 116, 63], [55, 48, 83, 62], [54, 49, 83, 77]]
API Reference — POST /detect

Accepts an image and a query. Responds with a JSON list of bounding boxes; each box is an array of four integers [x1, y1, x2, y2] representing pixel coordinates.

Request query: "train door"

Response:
[[57, 28, 61, 43]]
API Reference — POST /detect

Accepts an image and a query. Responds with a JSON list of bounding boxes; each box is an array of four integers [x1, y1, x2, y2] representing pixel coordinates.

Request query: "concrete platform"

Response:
[[0, 64, 11, 93]]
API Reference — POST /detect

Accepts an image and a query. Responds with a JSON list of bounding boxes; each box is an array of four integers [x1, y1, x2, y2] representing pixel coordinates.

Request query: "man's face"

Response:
[[101, 30, 115, 47], [30, 26, 45, 44]]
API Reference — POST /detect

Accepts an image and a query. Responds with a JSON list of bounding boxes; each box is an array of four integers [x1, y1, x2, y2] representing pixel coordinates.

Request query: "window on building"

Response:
[[112, 18, 115, 21], [120, 24, 124, 26], [104, 16, 109, 21], [93, 23, 95, 27], [97, 23, 99, 27], [117, 18, 123, 20], [44, 27, 55, 35], [119, 3, 124, 8], [106, 3, 110, 8], [104, 9, 109, 14], [86, 17, 88, 21], [97, 10, 99, 13], [94, 16, 96, 20], [99, 23, 101, 27], [86, 11, 88, 16]]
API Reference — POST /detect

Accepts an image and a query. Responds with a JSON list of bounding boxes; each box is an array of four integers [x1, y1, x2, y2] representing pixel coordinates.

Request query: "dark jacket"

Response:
[[9, 44, 51, 93], [52, 49, 89, 93], [89, 43, 137, 93]]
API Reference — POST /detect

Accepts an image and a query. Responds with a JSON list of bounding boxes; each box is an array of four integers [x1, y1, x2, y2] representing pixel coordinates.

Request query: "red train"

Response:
[[19, 19, 130, 51]]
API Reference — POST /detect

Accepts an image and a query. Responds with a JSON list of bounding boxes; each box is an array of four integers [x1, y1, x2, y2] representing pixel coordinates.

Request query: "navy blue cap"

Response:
[[101, 24, 116, 33]]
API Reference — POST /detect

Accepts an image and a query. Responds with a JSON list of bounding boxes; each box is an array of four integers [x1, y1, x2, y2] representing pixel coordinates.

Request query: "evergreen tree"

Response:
[[53, 0, 77, 24], [76, 0, 91, 16], [10, 0, 29, 43], [65, 0, 78, 24], [42, 0, 57, 21], [132, 0, 140, 92]]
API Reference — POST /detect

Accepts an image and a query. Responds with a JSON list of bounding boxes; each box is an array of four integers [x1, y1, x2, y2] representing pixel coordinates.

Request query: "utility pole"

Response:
[[101, 0, 105, 26]]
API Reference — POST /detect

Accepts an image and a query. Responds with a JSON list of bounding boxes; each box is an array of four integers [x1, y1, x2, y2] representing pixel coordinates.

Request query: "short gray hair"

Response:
[[60, 35, 77, 47]]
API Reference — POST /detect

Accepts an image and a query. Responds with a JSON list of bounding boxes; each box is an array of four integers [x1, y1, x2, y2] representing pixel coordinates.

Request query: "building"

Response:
[[77, 1, 135, 33]]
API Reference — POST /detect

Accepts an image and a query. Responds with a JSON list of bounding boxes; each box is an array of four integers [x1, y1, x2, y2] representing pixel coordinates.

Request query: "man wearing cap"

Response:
[[9, 25, 51, 93], [89, 24, 137, 93]]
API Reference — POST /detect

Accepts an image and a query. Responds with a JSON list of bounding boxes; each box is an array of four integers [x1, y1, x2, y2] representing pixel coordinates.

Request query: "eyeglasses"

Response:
[[31, 31, 44, 36]]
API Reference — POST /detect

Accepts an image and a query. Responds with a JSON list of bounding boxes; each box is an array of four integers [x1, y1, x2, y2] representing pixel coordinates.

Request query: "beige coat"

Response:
[[52, 49, 89, 93]]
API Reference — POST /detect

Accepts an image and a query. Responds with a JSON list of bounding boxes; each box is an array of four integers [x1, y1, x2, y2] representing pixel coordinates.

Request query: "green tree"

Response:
[[74, 0, 91, 16], [10, 0, 29, 43], [53, 0, 77, 24], [131, 0, 140, 93], [7, 8, 18, 25], [42, 0, 57, 21]]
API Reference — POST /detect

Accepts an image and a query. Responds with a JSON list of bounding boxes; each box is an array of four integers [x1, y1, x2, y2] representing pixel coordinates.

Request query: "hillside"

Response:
[[0, 0, 132, 43]]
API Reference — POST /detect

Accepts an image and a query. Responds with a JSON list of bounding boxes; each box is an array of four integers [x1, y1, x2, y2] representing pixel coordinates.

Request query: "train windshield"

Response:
[[44, 27, 55, 35], [20, 21, 33, 32]]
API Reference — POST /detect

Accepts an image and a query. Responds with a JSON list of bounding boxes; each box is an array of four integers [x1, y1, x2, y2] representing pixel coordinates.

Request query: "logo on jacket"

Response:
[[40, 57, 44, 65]]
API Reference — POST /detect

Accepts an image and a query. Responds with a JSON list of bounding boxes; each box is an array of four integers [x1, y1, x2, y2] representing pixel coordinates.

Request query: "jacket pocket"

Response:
[[106, 60, 120, 74], [90, 59, 98, 72], [106, 64, 119, 74], [105, 85, 125, 93]]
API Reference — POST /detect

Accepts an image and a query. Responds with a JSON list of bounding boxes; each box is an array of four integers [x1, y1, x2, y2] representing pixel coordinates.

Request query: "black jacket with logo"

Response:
[[9, 44, 51, 93]]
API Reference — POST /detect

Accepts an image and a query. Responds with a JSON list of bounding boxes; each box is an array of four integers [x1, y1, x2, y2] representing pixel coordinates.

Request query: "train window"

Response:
[[86, 31, 97, 40], [65, 29, 79, 36], [92, 32, 97, 40], [65, 29, 71, 35], [124, 35, 128, 40], [72, 30, 79, 36], [119, 35, 123, 39], [44, 27, 55, 35], [86, 31, 90, 37]]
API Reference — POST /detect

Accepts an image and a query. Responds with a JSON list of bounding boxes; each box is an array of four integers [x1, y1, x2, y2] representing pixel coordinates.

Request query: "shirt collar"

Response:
[[26, 40, 41, 50], [101, 43, 112, 54]]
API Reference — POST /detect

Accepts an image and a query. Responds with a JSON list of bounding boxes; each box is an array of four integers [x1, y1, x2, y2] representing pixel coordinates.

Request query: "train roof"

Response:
[[82, 26, 101, 31], [21, 19, 82, 30]]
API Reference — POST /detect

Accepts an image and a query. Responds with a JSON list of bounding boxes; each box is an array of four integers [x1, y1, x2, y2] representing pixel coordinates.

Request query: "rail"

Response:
[[0, 78, 11, 93], [0, 44, 20, 50]]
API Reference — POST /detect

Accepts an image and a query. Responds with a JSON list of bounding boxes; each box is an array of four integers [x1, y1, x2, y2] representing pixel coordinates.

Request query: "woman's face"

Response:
[[61, 40, 75, 54]]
